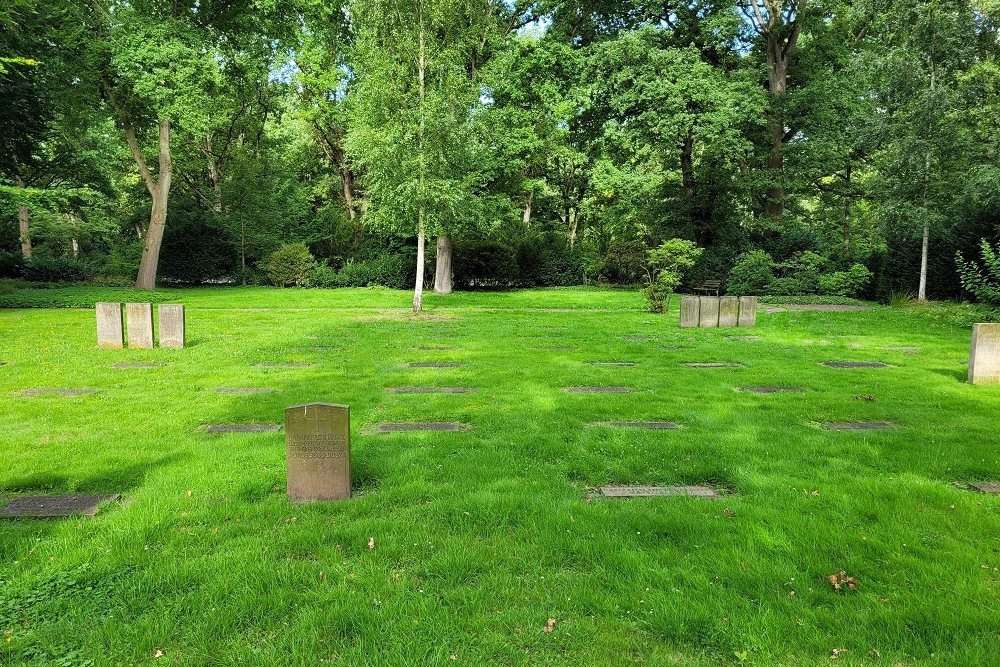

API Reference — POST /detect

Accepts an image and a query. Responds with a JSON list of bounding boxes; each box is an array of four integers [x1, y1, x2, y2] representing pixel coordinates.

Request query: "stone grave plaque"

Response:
[[378, 422, 463, 433], [417, 345, 457, 351], [684, 362, 743, 368], [599, 485, 718, 498], [96, 302, 124, 349], [969, 323, 1000, 385], [285, 403, 351, 502], [718, 296, 740, 327], [822, 361, 889, 368], [824, 421, 894, 431], [883, 346, 920, 354], [588, 361, 637, 367], [969, 482, 1000, 494], [727, 335, 763, 343], [0, 494, 120, 518], [19, 388, 98, 397], [206, 423, 280, 433], [738, 297, 758, 326], [158, 304, 185, 348], [388, 387, 471, 394], [739, 386, 804, 393], [253, 362, 313, 368], [213, 388, 275, 394], [112, 362, 163, 369], [606, 421, 679, 429], [565, 386, 630, 393], [679, 296, 700, 329], [408, 362, 462, 368], [622, 335, 655, 342], [125, 303, 154, 349], [698, 296, 720, 328]]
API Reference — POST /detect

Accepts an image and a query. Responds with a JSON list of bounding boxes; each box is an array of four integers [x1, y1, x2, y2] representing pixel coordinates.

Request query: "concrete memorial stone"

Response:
[[679, 296, 700, 329], [565, 386, 631, 393], [158, 304, 185, 348], [285, 403, 351, 502], [599, 486, 718, 498], [0, 494, 120, 518], [253, 362, 313, 368], [588, 361, 637, 367], [698, 296, 720, 328], [684, 362, 743, 368], [739, 386, 804, 393], [125, 302, 154, 349], [112, 362, 163, 369], [824, 421, 894, 431], [969, 482, 1000, 494], [605, 421, 679, 429], [822, 361, 889, 368], [969, 323, 1000, 385], [718, 296, 740, 327], [738, 297, 758, 326], [96, 302, 124, 349], [408, 362, 463, 368], [214, 388, 275, 394], [388, 387, 471, 394]]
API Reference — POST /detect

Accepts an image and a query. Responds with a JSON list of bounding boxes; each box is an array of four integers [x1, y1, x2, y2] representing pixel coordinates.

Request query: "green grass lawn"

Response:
[[1, 287, 999, 666]]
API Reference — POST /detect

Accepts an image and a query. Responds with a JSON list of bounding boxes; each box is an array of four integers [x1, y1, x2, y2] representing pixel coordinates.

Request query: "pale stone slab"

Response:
[[0, 494, 119, 518], [599, 485, 718, 498], [19, 388, 98, 397], [589, 361, 637, 367], [684, 362, 743, 368], [969, 482, 1000, 494], [112, 362, 163, 369], [388, 387, 471, 394], [605, 421, 679, 429], [738, 297, 758, 326], [285, 403, 351, 502], [824, 421, 894, 431], [969, 323, 1000, 384], [718, 296, 740, 327], [739, 386, 804, 393], [565, 386, 631, 393], [125, 303, 154, 349], [822, 361, 889, 368], [408, 362, 463, 368], [96, 302, 124, 349], [213, 388, 275, 394], [378, 422, 464, 432], [158, 304, 185, 348], [253, 362, 313, 368], [698, 297, 720, 328], [679, 296, 700, 329]]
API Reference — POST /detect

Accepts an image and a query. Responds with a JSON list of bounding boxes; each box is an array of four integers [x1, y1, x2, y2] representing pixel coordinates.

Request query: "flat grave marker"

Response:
[[684, 362, 744, 368], [417, 346, 457, 351], [824, 421, 894, 431], [969, 323, 1000, 385], [588, 361, 637, 367], [0, 494, 120, 518], [565, 386, 631, 393], [19, 388, 98, 397], [622, 335, 656, 342], [822, 361, 889, 368], [596, 421, 679, 429], [598, 485, 719, 498], [727, 335, 763, 343], [205, 424, 281, 433], [883, 346, 920, 354], [408, 362, 463, 368], [112, 362, 163, 369], [158, 304, 185, 348], [388, 387, 472, 394], [125, 303, 154, 349], [253, 362, 314, 368], [968, 482, 1000, 494], [96, 302, 124, 349], [213, 388, 275, 394], [285, 402, 351, 502], [739, 386, 804, 393], [378, 422, 465, 433]]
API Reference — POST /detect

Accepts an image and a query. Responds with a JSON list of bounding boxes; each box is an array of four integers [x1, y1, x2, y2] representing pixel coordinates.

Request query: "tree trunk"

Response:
[[434, 235, 453, 294], [13, 174, 32, 259], [842, 161, 852, 256], [918, 64, 935, 303], [523, 191, 532, 227], [567, 209, 578, 248], [414, 7, 426, 312], [414, 223, 425, 311], [134, 120, 173, 291], [917, 219, 929, 302]]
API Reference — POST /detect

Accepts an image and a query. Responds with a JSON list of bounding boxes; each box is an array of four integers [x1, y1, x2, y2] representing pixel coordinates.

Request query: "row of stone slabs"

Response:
[[10, 479, 1000, 518]]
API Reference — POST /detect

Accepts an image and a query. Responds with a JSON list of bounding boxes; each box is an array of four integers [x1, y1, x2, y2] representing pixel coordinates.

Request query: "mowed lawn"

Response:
[[1, 287, 999, 666]]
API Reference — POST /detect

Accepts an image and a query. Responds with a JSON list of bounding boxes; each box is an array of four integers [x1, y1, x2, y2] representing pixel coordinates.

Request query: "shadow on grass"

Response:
[[0, 452, 188, 495], [927, 366, 969, 383]]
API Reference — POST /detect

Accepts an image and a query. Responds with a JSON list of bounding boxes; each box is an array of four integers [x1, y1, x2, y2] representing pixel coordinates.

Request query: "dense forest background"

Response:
[[1, 0, 998, 302]]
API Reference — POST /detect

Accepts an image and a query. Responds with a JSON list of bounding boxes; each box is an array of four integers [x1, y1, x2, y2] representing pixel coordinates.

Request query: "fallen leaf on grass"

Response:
[[854, 394, 875, 401], [827, 570, 859, 592], [154, 649, 164, 658], [368, 537, 375, 550], [543, 618, 556, 634], [831, 647, 847, 659]]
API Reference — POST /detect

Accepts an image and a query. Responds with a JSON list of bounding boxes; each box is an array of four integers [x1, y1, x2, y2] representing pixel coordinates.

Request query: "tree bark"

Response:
[[134, 119, 173, 291], [414, 5, 426, 313], [765, 34, 788, 220], [918, 63, 935, 303], [842, 160, 852, 256], [414, 223, 425, 311], [434, 235, 453, 294], [523, 191, 532, 227], [13, 174, 32, 259], [918, 219, 929, 302]]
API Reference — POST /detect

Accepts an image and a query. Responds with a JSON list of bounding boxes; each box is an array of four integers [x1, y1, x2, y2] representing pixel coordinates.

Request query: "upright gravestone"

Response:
[[718, 296, 740, 327], [698, 296, 720, 328], [679, 296, 699, 329], [738, 297, 758, 327], [96, 302, 124, 349], [125, 303, 154, 349], [969, 323, 1000, 385], [285, 403, 351, 502], [158, 304, 185, 349]]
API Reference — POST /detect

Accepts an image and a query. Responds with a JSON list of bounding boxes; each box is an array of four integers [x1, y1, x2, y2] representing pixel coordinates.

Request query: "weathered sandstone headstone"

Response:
[[679, 296, 700, 329], [158, 304, 185, 348], [125, 303, 154, 349], [285, 403, 351, 502], [698, 296, 720, 328], [969, 323, 1000, 385], [96, 302, 124, 349], [738, 297, 758, 326], [718, 296, 740, 327]]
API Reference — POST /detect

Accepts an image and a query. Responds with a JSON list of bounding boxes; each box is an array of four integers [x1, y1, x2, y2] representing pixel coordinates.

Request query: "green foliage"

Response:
[[266, 243, 315, 287], [310, 254, 414, 289], [726, 250, 775, 296], [819, 263, 873, 297], [957, 239, 1000, 304], [644, 238, 702, 312], [20, 251, 96, 283]]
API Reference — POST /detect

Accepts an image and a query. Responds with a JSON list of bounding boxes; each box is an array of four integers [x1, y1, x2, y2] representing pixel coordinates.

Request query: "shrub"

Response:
[[454, 239, 518, 288], [644, 239, 703, 313], [726, 250, 774, 295], [819, 263, 873, 297], [310, 254, 414, 289], [0, 250, 24, 278], [516, 234, 586, 287], [774, 250, 825, 294], [957, 239, 1000, 304], [266, 243, 315, 287], [21, 252, 95, 283]]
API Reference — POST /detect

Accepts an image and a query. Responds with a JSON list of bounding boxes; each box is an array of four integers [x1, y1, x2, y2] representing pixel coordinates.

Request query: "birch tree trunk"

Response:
[[918, 64, 935, 303], [434, 235, 453, 294], [413, 5, 426, 312], [13, 174, 32, 259], [133, 119, 173, 291]]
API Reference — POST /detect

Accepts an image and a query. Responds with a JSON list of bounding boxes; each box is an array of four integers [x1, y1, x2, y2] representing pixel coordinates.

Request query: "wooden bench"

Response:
[[693, 280, 722, 296]]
